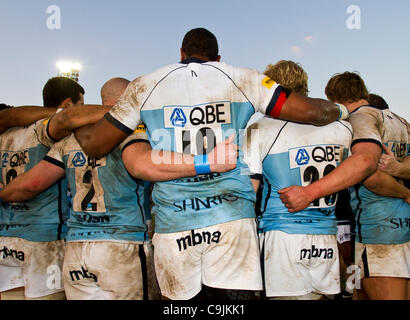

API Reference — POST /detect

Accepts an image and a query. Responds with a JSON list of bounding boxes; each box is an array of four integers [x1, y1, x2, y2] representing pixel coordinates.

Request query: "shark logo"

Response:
[[295, 148, 310, 166], [170, 108, 187, 127], [72, 152, 86, 167]]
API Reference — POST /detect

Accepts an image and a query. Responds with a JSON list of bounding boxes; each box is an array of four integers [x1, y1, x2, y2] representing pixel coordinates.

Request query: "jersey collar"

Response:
[[180, 57, 208, 64]]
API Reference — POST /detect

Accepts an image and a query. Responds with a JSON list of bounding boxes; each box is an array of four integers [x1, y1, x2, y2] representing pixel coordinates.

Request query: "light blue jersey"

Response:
[[0, 123, 69, 242], [105, 58, 291, 233], [348, 105, 410, 244], [45, 132, 149, 242], [243, 115, 353, 235]]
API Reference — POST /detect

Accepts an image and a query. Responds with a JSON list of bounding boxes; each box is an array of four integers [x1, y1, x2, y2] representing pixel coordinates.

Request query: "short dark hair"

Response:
[[42, 77, 85, 108], [325, 72, 369, 104], [0, 103, 12, 111], [182, 28, 219, 61], [368, 94, 389, 109]]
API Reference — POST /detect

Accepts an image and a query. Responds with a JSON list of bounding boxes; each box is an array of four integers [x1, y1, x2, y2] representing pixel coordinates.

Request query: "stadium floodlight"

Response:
[[56, 61, 82, 82]]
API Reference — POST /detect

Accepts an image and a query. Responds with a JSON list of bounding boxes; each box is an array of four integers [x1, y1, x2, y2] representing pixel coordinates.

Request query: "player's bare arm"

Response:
[[363, 169, 410, 203], [75, 117, 129, 157], [279, 92, 347, 126], [47, 105, 112, 141], [122, 135, 238, 181], [0, 106, 57, 133], [0, 160, 65, 202], [278, 142, 381, 212]]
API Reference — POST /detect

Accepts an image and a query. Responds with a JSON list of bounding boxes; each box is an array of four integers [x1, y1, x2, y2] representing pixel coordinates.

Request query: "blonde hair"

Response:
[[264, 60, 308, 96]]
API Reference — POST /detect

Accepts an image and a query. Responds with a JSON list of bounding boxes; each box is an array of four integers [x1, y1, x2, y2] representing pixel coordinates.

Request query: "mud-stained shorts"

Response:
[[0, 237, 65, 298], [355, 241, 410, 279], [62, 241, 160, 300], [259, 230, 341, 298], [152, 218, 263, 300]]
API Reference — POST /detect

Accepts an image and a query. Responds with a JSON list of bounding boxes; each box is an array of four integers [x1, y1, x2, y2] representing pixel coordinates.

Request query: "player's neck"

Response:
[[343, 99, 369, 113]]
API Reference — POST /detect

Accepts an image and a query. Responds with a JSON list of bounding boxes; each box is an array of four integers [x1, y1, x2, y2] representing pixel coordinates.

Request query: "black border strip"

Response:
[[138, 244, 148, 300], [104, 113, 134, 135], [250, 173, 263, 181], [43, 155, 65, 169], [121, 139, 150, 154], [361, 247, 370, 278], [351, 138, 383, 150]]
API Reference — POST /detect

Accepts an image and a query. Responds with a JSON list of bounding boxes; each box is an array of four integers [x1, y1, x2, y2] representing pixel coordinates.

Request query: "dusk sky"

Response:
[[1, 0, 409, 120]]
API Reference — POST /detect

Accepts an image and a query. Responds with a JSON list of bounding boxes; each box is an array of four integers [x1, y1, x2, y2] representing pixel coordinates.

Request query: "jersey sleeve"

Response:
[[233, 67, 292, 118], [105, 78, 144, 135], [34, 109, 63, 147], [119, 122, 150, 152], [43, 137, 66, 169], [349, 108, 383, 149], [242, 118, 273, 179]]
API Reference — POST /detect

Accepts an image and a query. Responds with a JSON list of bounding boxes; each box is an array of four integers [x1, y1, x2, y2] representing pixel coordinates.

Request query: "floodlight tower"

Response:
[[56, 61, 82, 82]]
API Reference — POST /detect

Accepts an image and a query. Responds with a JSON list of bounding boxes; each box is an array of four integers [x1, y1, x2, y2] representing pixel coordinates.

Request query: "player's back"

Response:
[[243, 116, 353, 235], [124, 60, 282, 234], [349, 105, 409, 244], [0, 124, 69, 241], [47, 134, 148, 242]]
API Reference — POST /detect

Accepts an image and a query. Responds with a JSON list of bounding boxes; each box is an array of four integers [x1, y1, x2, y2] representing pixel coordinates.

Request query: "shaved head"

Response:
[[101, 77, 130, 106]]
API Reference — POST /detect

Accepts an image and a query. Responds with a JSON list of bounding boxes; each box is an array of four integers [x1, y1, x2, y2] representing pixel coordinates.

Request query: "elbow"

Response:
[[363, 171, 382, 190], [74, 132, 103, 157], [128, 163, 157, 182], [358, 154, 378, 180]]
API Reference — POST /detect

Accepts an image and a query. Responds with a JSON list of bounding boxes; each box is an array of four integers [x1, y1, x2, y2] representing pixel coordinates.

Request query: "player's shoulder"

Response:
[[350, 104, 383, 119], [390, 111, 409, 128], [0, 123, 38, 147]]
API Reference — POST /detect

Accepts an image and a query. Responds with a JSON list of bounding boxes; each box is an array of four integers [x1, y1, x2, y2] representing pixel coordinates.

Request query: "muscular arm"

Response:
[[0, 160, 65, 202], [122, 135, 238, 181], [278, 142, 381, 212], [363, 169, 410, 201], [279, 93, 343, 126], [0, 106, 57, 133], [75, 117, 128, 157], [48, 105, 112, 141]]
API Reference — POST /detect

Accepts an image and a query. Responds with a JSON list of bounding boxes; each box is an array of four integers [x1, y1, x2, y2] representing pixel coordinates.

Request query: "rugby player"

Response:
[[279, 72, 409, 300], [72, 28, 350, 300], [0, 77, 84, 300], [242, 60, 353, 300], [0, 77, 238, 300]]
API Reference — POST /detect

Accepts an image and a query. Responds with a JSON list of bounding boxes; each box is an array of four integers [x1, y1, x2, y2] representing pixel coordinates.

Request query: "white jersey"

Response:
[[349, 105, 410, 244], [243, 115, 353, 235], [106, 58, 292, 233]]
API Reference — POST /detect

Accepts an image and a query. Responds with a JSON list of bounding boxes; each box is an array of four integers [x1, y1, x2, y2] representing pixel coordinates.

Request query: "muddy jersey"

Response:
[[349, 105, 410, 245], [243, 115, 353, 235], [0, 122, 69, 242], [105, 58, 292, 233], [44, 128, 150, 242]]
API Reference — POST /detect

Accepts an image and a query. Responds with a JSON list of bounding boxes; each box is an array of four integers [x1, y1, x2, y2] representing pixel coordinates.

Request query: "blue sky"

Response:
[[0, 0, 409, 120]]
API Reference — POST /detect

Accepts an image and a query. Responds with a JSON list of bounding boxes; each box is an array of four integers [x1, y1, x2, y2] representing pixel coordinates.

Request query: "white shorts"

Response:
[[152, 218, 263, 300], [62, 241, 160, 300], [0, 236, 65, 298], [355, 241, 410, 279], [260, 230, 341, 298]]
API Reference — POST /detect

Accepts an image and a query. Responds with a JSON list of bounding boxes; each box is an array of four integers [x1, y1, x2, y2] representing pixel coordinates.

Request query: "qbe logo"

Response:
[[71, 152, 86, 167], [295, 148, 310, 166], [170, 108, 187, 127], [164, 102, 231, 129]]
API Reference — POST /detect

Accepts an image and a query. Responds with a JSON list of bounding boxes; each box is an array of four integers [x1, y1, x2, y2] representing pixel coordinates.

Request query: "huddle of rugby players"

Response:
[[0, 28, 408, 301]]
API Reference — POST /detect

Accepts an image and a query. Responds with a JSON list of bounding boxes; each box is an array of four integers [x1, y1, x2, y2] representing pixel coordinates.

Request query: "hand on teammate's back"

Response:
[[208, 134, 238, 173]]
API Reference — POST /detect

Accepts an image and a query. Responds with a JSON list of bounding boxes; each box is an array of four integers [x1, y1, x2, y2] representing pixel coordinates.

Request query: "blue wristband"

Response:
[[194, 155, 211, 175]]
